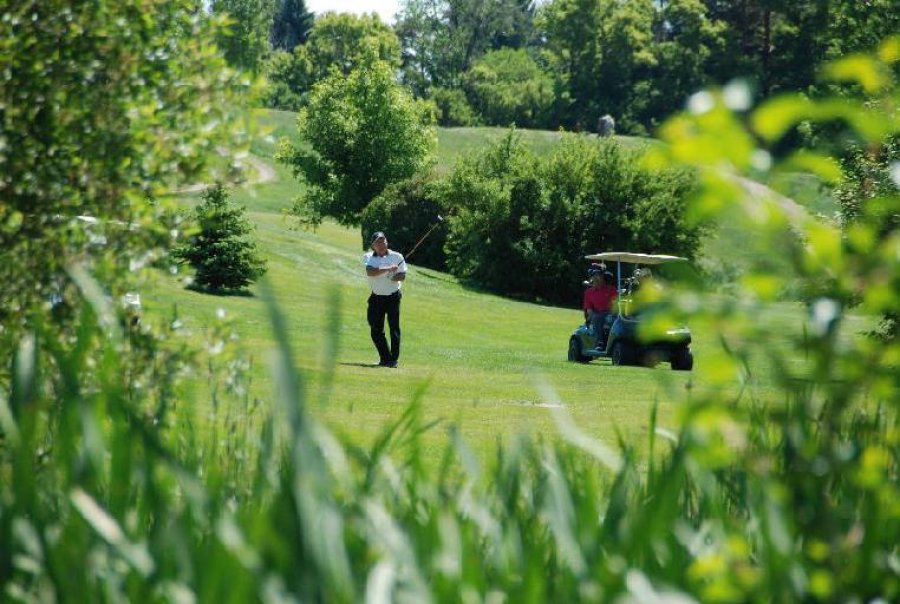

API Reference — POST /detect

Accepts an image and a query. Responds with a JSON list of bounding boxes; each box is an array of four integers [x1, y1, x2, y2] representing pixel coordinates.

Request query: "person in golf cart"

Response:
[[583, 268, 618, 349]]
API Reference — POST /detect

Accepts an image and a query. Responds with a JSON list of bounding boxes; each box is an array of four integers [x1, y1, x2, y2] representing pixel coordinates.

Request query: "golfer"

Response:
[[364, 231, 407, 367]]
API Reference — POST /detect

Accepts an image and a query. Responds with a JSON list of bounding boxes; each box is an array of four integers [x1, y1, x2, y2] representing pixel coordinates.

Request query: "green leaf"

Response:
[[822, 54, 890, 94], [752, 94, 813, 142], [70, 488, 155, 577], [878, 35, 900, 63], [754, 95, 889, 143], [780, 151, 844, 185]]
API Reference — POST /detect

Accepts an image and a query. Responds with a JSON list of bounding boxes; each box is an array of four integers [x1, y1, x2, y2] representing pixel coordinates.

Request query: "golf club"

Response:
[[404, 214, 444, 261]]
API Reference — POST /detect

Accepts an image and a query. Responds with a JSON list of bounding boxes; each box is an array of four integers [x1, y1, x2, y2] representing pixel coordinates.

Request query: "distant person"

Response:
[[364, 231, 407, 367], [583, 270, 618, 349], [598, 114, 615, 137]]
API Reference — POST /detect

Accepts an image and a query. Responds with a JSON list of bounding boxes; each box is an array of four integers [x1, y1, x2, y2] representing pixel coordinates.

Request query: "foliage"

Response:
[[277, 56, 436, 227], [463, 48, 555, 128], [836, 136, 900, 229], [440, 132, 556, 300], [263, 12, 401, 110], [0, 0, 248, 375], [270, 0, 313, 52], [0, 292, 263, 602], [533, 0, 900, 134], [539, 0, 688, 133], [633, 35, 900, 601], [299, 12, 401, 78], [210, 0, 275, 73], [361, 174, 450, 270], [834, 132, 900, 342], [703, 0, 900, 98], [396, 0, 538, 95], [388, 0, 900, 134], [2, 22, 900, 604], [430, 86, 479, 126], [642, 0, 726, 130], [174, 184, 267, 293], [261, 50, 307, 110], [440, 131, 701, 304]]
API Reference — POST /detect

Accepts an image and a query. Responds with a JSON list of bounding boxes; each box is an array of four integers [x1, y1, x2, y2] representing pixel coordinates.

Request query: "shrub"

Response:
[[361, 174, 449, 270], [431, 86, 479, 127], [439, 131, 702, 304], [565, 139, 701, 259], [463, 48, 555, 128], [441, 132, 568, 301], [261, 80, 305, 112], [175, 184, 267, 293]]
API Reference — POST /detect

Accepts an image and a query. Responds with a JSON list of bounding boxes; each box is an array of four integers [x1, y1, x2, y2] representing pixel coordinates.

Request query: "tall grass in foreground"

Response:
[[2, 46, 899, 602], [1, 268, 897, 602]]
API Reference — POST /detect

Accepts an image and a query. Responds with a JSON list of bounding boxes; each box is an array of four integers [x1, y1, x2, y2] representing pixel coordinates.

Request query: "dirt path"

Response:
[[734, 175, 809, 226], [174, 154, 277, 194]]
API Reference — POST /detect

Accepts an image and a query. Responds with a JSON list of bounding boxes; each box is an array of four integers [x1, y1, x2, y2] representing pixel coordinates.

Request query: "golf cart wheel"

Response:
[[568, 337, 590, 363], [671, 347, 693, 371], [610, 341, 634, 366]]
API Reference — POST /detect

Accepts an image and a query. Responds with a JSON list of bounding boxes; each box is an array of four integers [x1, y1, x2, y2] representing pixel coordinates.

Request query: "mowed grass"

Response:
[[144, 109, 861, 462], [252, 109, 654, 176]]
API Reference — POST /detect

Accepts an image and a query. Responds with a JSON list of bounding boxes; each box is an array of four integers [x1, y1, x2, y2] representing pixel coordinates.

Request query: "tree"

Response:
[[463, 48, 554, 127], [594, 0, 657, 133], [263, 12, 401, 108], [699, 1, 900, 100], [175, 185, 267, 293], [395, 0, 449, 94], [211, 0, 276, 73], [396, 0, 539, 95], [301, 12, 401, 79], [270, 0, 314, 52], [262, 49, 308, 110], [643, 0, 724, 129], [0, 0, 246, 356], [537, 0, 605, 129], [825, 0, 900, 62], [277, 55, 436, 226]]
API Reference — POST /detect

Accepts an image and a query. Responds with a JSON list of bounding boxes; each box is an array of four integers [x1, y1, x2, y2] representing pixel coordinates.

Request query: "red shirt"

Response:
[[583, 284, 617, 313]]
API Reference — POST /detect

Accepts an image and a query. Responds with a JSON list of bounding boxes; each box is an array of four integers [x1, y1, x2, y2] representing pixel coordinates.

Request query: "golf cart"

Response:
[[567, 252, 694, 371]]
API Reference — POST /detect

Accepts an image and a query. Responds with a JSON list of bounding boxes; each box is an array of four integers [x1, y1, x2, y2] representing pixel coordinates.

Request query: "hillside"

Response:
[[147, 110, 853, 460]]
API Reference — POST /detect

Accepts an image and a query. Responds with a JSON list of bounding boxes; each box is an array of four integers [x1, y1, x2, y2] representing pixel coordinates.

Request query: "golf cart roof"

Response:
[[584, 252, 686, 265]]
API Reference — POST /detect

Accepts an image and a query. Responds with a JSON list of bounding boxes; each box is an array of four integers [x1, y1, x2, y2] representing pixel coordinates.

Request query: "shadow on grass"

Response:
[[413, 263, 570, 307], [186, 284, 256, 297], [414, 270, 455, 284], [339, 362, 386, 369]]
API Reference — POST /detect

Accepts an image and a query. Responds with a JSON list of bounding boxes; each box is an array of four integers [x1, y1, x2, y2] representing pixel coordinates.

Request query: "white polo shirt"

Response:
[[364, 249, 407, 296]]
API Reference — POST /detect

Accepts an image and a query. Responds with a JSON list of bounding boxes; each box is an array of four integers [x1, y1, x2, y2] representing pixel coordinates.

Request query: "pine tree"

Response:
[[271, 0, 314, 52], [176, 184, 267, 293]]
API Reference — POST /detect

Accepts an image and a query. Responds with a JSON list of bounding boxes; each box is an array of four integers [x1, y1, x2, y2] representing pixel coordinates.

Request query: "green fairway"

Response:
[[252, 108, 653, 175], [144, 110, 862, 462]]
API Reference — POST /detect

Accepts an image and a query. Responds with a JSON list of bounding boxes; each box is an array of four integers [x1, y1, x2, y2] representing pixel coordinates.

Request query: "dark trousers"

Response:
[[367, 291, 401, 364], [591, 311, 611, 349]]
